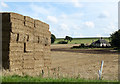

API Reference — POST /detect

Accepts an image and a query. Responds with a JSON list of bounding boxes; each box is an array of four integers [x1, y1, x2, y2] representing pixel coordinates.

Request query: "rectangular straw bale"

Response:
[[34, 43, 44, 51], [23, 63, 34, 69], [9, 43, 24, 52], [38, 36, 42, 44], [23, 58, 34, 64], [2, 23, 24, 34], [10, 18, 24, 24], [9, 61, 22, 71], [34, 30, 41, 36], [43, 22, 49, 28], [44, 50, 51, 53], [11, 24, 25, 34], [23, 53, 34, 60], [9, 51, 23, 61], [22, 69, 34, 76], [2, 12, 24, 22], [25, 42, 34, 52], [25, 26, 34, 34], [34, 67, 43, 71], [34, 20, 43, 27], [43, 31, 51, 35], [34, 68, 43, 76], [28, 34, 34, 42], [34, 59, 44, 67], [44, 46, 50, 50], [10, 12, 24, 21], [44, 37, 49, 46], [44, 33, 51, 38], [10, 32, 17, 42], [44, 55, 51, 60], [40, 37, 45, 45], [44, 54, 51, 59], [24, 21, 34, 28], [11, 70, 23, 76], [17, 34, 28, 43], [34, 51, 43, 60], [34, 36, 39, 43], [42, 67, 49, 77], [44, 63, 51, 67], [17, 34, 29, 42], [24, 34, 29, 42], [11, 23, 24, 29], [44, 53, 51, 57], [44, 59, 51, 64], [10, 60, 22, 65], [43, 31, 50, 35], [34, 24, 39, 28], [10, 64, 22, 69], [42, 25, 49, 31], [10, 65, 22, 71], [24, 16, 34, 23]]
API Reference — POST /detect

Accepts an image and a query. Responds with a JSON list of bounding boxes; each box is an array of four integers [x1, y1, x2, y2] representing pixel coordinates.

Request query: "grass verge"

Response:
[[2, 75, 118, 83]]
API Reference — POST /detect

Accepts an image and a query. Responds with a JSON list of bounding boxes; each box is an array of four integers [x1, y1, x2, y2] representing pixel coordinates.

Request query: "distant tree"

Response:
[[64, 36, 73, 42], [51, 34, 56, 44], [110, 29, 120, 49]]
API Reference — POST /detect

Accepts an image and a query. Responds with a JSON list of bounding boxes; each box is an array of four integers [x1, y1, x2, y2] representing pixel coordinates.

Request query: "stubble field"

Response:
[[51, 44, 118, 80]]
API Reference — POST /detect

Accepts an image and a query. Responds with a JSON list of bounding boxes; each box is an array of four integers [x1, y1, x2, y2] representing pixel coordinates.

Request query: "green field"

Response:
[[54, 37, 110, 44], [2, 75, 118, 83]]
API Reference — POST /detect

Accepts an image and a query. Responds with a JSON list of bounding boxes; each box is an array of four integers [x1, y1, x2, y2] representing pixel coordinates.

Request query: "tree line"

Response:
[[51, 29, 120, 50]]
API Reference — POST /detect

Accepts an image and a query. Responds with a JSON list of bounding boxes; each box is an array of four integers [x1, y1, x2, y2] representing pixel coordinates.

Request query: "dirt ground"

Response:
[[50, 44, 119, 80]]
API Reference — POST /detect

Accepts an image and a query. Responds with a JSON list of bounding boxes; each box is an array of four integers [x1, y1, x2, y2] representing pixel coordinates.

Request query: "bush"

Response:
[[89, 45, 94, 48], [64, 36, 73, 42], [51, 34, 56, 44], [57, 41, 68, 44], [79, 43, 85, 48], [110, 29, 120, 49], [72, 46, 80, 48]]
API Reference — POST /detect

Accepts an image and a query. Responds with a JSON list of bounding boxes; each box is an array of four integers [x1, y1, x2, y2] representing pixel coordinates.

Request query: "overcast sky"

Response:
[[0, 0, 119, 38]]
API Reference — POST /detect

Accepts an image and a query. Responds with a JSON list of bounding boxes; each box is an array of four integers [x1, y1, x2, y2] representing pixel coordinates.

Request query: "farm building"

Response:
[[1, 12, 51, 76], [90, 38, 111, 47]]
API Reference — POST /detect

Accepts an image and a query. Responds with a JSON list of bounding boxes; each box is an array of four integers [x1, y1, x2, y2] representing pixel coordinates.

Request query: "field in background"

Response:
[[54, 37, 110, 44], [51, 44, 118, 81]]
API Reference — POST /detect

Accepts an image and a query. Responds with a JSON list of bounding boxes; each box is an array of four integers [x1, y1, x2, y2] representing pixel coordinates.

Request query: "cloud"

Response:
[[84, 21, 95, 28], [72, 24, 81, 30], [103, 23, 118, 35], [30, 4, 49, 15], [60, 14, 67, 19], [47, 16, 58, 23], [0, 2, 8, 8], [72, 0, 83, 8], [98, 11, 110, 19], [59, 23, 69, 30]]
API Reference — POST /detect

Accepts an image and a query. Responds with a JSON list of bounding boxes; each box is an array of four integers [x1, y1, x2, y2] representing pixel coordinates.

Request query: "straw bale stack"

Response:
[[1, 12, 51, 76]]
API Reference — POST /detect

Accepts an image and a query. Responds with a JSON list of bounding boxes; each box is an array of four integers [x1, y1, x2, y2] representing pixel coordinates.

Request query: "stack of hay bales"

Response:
[[1, 12, 51, 76]]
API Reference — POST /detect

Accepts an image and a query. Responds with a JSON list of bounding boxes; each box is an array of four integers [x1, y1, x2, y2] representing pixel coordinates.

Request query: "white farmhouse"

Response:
[[91, 38, 111, 47]]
